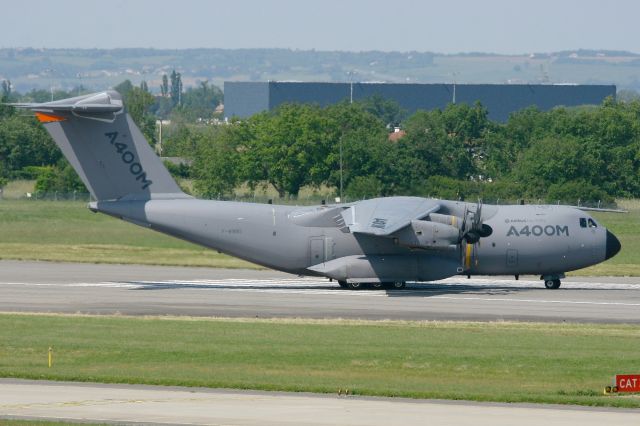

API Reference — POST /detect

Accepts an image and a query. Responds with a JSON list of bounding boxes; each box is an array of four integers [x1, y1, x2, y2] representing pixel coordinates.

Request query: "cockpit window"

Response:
[[588, 218, 598, 228], [579, 218, 587, 228]]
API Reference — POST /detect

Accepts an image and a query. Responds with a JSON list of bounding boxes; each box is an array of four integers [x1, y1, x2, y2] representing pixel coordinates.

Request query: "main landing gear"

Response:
[[338, 281, 365, 290], [542, 274, 564, 289], [337, 281, 406, 290], [386, 281, 406, 289]]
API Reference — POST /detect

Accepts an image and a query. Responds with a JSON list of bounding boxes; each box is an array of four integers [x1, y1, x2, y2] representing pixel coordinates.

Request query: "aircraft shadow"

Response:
[[385, 282, 540, 297], [120, 280, 542, 297], [124, 281, 344, 291]]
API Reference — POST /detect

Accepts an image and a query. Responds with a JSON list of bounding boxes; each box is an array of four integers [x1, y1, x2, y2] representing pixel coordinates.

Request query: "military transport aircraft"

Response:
[[14, 91, 621, 289]]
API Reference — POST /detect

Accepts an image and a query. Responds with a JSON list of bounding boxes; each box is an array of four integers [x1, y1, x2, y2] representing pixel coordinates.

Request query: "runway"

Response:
[[1, 379, 638, 426], [1, 260, 639, 322]]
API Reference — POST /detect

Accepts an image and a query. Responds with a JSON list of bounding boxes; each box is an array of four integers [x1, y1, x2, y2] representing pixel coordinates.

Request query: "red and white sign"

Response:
[[616, 375, 640, 392]]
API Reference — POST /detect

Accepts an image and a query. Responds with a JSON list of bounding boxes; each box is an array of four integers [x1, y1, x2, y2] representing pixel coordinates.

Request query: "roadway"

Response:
[[1, 379, 638, 426], [0, 260, 639, 323]]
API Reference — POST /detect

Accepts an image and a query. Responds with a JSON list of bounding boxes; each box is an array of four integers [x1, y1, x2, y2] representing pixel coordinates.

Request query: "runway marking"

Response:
[[429, 296, 640, 307], [1, 278, 639, 309]]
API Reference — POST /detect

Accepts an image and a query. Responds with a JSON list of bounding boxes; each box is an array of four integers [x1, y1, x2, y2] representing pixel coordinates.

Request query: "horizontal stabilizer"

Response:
[[10, 92, 123, 114]]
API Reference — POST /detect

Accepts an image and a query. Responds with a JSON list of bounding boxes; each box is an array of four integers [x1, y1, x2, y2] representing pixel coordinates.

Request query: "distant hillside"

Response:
[[1, 48, 638, 94]]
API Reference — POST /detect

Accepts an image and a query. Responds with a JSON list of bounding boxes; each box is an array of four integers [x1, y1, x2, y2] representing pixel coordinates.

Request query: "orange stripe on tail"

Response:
[[35, 112, 66, 123]]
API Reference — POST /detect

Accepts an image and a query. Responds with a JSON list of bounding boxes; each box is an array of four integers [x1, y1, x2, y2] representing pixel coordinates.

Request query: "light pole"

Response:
[[44, 68, 56, 101], [157, 119, 164, 155], [350, 81, 353, 104], [347, 70, 357, 104], [339, 134, 343, 202], [77, 72, 83, 96], [451, 71, 459, 104], [340, 70, 358, 202]]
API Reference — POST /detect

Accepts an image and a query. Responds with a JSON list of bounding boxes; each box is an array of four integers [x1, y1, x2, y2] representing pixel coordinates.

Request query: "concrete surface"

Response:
[[1, 379, 638, 426], [0, 261, 638, 322]]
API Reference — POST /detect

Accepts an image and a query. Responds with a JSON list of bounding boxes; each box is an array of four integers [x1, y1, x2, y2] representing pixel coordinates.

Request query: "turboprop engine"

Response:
[[392, 201, 493, 250]]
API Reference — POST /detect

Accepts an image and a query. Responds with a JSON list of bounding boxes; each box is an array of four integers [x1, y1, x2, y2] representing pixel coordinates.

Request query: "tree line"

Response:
[[168, 96, 640, 204], [2, 78, 639, 204]]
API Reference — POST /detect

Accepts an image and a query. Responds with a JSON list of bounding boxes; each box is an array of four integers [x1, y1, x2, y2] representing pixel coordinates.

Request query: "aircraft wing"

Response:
[[342, 197, 441, 236]]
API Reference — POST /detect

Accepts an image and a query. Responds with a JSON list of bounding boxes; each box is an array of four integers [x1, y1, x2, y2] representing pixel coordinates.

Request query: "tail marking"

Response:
[[105, 131, 153, 190]]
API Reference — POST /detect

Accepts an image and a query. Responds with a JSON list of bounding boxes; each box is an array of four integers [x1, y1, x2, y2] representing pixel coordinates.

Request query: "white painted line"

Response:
[[429, 296, 640, 307]]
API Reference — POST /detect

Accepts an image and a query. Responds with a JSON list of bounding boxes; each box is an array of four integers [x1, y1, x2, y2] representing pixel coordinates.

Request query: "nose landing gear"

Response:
[[544, 279, 561, 289], [542, 274, 564, 289]]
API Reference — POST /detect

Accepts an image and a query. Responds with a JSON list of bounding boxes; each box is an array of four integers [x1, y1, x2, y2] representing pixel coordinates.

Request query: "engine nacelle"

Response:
[[428, 213, 464, 229], [394, 220, 459, 248]]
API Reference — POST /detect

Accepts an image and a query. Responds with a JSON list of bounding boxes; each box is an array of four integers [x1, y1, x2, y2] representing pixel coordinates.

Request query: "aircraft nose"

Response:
[[605, 230, 621, 260]]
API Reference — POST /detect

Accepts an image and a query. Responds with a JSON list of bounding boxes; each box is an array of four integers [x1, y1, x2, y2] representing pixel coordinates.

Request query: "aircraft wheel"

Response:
[[347, 282, 363, 290], [391, 281, 406, 289], [544, 279, 561, 289], [338, 280, 348, 289], [371, 282, 384, 290]]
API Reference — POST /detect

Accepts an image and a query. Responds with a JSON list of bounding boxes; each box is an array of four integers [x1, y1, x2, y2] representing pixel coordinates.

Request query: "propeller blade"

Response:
[[459, 206, 469, 242], [473, 199, 483, 230], [459, 199, 491, 243], [464, 232, 480, 244]]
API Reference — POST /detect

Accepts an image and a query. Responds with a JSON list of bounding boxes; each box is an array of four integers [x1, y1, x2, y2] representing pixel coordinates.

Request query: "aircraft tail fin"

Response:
[[13, 91, 188, 201]]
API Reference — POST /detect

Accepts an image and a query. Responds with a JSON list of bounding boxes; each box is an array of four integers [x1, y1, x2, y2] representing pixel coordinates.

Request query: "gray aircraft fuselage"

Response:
[[92, 197, 618, 285]]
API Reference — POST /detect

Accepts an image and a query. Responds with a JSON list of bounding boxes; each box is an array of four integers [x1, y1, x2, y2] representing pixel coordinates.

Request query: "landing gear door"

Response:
[[309, 237, 325, 266], [324, 237, 335, 262]]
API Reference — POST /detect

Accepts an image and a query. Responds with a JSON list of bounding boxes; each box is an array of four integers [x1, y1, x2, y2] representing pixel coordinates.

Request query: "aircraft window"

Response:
[[579, 218, 587, 228], [588, 218, 598, 228]]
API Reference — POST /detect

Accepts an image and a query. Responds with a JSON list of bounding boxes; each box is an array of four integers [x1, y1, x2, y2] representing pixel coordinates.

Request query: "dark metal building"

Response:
[[224, 81, 616, 122]]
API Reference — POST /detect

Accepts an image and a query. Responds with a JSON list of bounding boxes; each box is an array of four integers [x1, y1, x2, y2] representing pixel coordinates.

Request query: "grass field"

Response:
[[0, 314, 638, 408], [0, 199, 638, 275], [0, 421, 80, 426], [0, 200, 256, 268]]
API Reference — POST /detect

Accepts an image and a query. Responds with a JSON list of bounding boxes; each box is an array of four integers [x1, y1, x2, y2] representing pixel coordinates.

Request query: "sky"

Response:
[[2, 0, 639, 54]]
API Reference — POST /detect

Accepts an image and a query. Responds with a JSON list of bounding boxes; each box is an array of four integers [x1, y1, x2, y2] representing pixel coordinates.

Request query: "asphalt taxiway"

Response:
[[0, 260, 638, 323], [1, 379, 638, 426]]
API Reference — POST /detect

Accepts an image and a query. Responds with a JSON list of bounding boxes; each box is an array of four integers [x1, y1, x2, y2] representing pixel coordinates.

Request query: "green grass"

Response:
[[0, 421, 93, 426], [0, 314, 638, 408], [0, 200, 256, 268]]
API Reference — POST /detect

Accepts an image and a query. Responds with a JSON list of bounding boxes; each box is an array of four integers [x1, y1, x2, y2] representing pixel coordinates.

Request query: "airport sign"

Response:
[[616, 375, 640, 393]]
